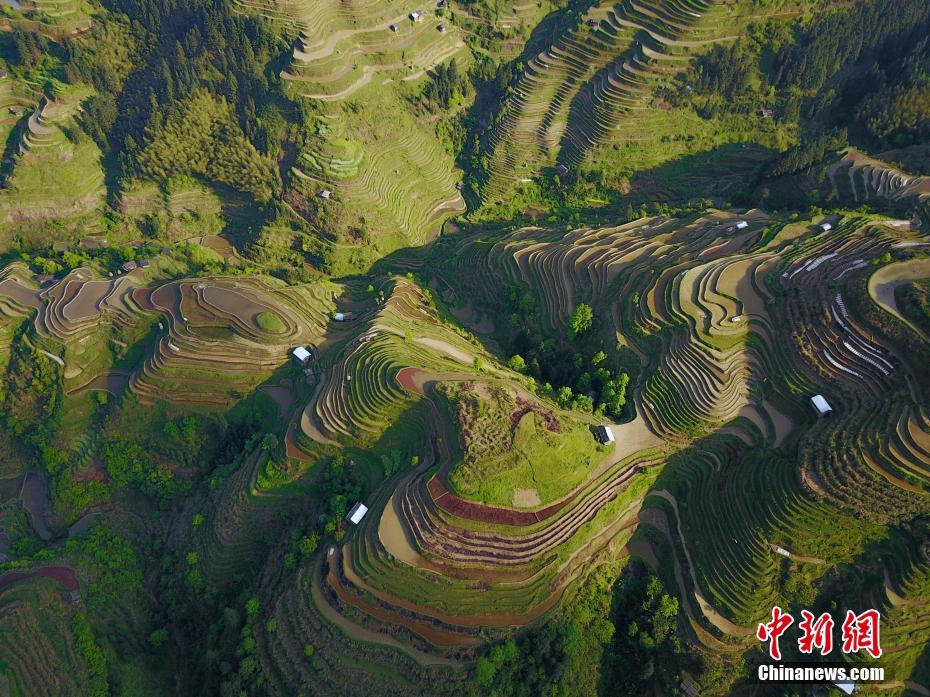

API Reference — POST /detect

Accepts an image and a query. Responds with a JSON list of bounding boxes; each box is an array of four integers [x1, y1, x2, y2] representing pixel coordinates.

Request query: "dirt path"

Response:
[[37, 349, 64, 367], [411, 337, 474, 366], [606, 417, 666, 467], [868, 258, 930, 340]]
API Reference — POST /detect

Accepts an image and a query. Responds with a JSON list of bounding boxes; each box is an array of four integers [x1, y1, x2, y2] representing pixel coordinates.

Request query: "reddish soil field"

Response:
[[0, 566, 78, 592], [428, 477, 577, 526], [510, 398, 559, 433], [395, 367, 426, 395]]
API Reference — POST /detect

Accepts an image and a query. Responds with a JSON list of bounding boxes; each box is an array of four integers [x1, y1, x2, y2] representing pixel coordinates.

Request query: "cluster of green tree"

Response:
[[70, 612, 109, 697], [692, 41, 755, 101], [313, 454, 365, 539], [219, 597, 267, 697], [498, 289, 632, 419], [135, 90, 278, 202], [421, 59, 469, 112], [857, 81, 930, 147], [61, 14, 137, 96], [21, 239, 162, 277], [771, 0, 929, 94], [2, 28, 53, 71], [71, 526, 144, 611], [765, 128, 847, 178], [599, 568, 689, 694], [474, 562, 696, 697], [684, 0, 930, 177], [0, 339, 62, 450], [96, 413, 210, 500], [53, 0, 290, 198], [896, 279, 930, 339]]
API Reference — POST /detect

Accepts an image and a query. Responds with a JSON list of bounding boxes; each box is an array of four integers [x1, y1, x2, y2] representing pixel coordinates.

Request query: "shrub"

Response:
[[255, 311, 286, 333], [569, 303, 593, 336]]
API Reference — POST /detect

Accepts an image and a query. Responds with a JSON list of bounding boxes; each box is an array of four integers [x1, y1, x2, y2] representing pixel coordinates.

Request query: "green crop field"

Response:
[[0, 0, 928, 695]]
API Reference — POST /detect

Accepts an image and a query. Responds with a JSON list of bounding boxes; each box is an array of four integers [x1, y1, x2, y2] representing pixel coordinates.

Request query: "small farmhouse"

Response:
[[346, 502, 368, 525], [595, 425, 615, 444], [292, 346, 312, 365], [810, 394, 833, 417], [819, 222, 833, 232], [735, 220, 749, 230]]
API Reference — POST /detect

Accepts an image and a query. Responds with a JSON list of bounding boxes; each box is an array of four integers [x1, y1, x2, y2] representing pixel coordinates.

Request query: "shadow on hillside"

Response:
[[620, 142, 777, 208], [456, 140, 778, 233]]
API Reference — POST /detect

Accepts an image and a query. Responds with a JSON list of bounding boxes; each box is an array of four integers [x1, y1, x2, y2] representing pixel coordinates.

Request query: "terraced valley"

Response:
[[0, 0, 929, 695]]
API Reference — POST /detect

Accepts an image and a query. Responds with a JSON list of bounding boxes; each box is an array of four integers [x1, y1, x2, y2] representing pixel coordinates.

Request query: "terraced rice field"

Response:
[[309, 209, 927, 662], [0, 90, 105, 225], [475, 0, 779, 201], [0, 265, 336, 405], [234, 0, 466, 255], [2, 201, 929, 691]]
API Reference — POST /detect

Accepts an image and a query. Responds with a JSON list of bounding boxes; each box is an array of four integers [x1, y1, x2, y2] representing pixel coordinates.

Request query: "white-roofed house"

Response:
[[595, 425, 615, 444], [819, 222, 833, 232], [346, 502, 368, 525], [292, 346, 312, 365], [735, 220, 749, 230], [810, 394, 833, 417]]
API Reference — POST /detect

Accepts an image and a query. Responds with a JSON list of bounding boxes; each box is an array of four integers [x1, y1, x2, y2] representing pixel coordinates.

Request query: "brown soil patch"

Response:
[[0, 279, 41, 309], [512, 488, 541, 507], [0, 566, 78, 592], [510, 397, 559, 433], [428, 476, 578, 525]]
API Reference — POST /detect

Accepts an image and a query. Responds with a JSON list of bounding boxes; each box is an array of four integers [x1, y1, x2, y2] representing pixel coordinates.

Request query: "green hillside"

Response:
[[0, 0, 929, 695]]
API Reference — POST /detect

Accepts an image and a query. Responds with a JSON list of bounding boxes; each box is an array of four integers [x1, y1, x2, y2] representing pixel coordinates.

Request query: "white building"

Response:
[[346, 502, 368, 525], [819, 222, 833, 232], [292, 346, 312, 365], [595, 425, 615, 444], [409, 10, 422, 21], [318, 189, 332, 199], [810, 394, 833, 417], [735, 220, 749, 230]]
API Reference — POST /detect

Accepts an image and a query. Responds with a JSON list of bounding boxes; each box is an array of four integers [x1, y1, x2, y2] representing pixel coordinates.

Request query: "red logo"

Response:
[[757, 606, 794, 660], [841, 609, 883, 659], [798, 610, 834, 656], [757, 608, 882, 659]]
